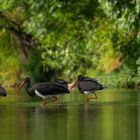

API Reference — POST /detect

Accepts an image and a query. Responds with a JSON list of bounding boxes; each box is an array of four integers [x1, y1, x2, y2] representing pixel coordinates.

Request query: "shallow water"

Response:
[[0, 89, 140, 140]]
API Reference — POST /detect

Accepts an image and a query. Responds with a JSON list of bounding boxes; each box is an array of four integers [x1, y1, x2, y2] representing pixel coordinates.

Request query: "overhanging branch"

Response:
[[0, 11, 39, 58]]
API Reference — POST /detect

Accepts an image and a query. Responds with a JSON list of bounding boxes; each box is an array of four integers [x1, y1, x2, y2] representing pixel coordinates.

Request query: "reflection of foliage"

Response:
[[0, 0, 140, 87]]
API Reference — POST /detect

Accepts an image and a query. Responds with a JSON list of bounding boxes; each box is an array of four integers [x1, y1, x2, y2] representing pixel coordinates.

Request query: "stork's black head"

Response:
[[0, 86, 7, 97], [69, 75, 84, 89], [98, 83, 103, 90], [77, 75, 84, 81], [24, 77, 30, 83], [0, 92, 7, 97], [17, 77, 31, 91]]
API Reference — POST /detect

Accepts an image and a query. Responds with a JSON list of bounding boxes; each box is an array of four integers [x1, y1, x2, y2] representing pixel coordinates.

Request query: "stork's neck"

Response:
[[24, 80, 33, 97], [25, 80, 30, 89]]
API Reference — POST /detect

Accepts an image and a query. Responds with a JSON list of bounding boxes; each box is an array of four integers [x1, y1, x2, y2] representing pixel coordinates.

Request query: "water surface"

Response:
[[0, 89, 140, 140]]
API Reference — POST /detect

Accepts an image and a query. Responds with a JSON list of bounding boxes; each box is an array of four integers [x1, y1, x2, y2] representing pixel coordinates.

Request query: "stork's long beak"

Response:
[[16, 80, 27, 92], [68, 80, 78, 90]]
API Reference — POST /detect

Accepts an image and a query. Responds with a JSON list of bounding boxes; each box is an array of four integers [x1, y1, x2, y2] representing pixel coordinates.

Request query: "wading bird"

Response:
[[70, 75, 103, 103], [0, 86, 7, 97], [17, 77, 72, 105]]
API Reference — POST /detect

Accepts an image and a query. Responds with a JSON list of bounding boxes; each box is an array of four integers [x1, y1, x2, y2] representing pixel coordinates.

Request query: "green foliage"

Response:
[[98, 66, 136, 88], [0, 30, 19, 85], [0, 0, 140, 87], [136, 58, 140, 78], [22, 50, 44, 82], [21, 0, 104, 79], [99, 0, 140, 64]]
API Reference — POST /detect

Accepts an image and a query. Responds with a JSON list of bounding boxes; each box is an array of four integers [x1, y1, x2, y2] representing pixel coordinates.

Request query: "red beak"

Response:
[[69, 80, 78, 90], [16, 80, 27, 92]]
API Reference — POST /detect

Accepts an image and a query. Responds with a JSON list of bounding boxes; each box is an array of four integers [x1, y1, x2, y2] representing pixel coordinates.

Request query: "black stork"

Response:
[[70, 75, 103, 103], [17, 77, 71, 105], [0, 86, 7, 97]]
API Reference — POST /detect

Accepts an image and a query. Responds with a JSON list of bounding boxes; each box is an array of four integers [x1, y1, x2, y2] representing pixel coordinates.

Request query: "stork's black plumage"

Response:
[[77, 76, 103, 93], [0, 86, 7, 97], [17, 78, 69, 105], [72, 75, 103, 103], [30, 80, 69, 96]]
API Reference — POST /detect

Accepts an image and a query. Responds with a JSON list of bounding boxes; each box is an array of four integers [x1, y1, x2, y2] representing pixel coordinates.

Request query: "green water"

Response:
[[0, 89, 140, 140]]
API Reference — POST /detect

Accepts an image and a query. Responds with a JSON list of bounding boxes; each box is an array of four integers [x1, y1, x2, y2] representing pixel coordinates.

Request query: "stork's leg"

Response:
[[56, 95, 60, 102], [93, 92, 97, 99], [46, 96, 58, 103], [43, 98, 48, 106], [60, 95, 64, 103], [85, 93, 97, 103], [89, 93, 97, 100], [53, 96, 58, 101], [86, 96, 89, 104]]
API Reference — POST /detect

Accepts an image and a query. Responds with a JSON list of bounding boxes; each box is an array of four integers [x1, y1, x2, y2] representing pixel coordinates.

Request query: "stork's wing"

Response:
[[32, 82, 69, 96], [53, 80, 68, 91], [78, 78, 100, 92], [0, 86, 7, 96], [55, 79, 68, 84], [84, 77, 98, 82]]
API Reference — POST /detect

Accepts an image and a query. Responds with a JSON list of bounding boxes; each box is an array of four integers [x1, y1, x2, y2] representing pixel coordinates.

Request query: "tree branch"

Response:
[[0, 11, 39, 58]]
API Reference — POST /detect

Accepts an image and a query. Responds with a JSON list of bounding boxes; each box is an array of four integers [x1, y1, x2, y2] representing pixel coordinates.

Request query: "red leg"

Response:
[[43, 99, 47, 106], [53, 96, 58, 100], [93, 93, 97, 99], [86, 100, 89, 111], [60, 95, 64, 103], [86, 96, 89, 104], [85, 93, 97, 103], [89, 93, 97, 100], [46, 96, 58, 103]]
